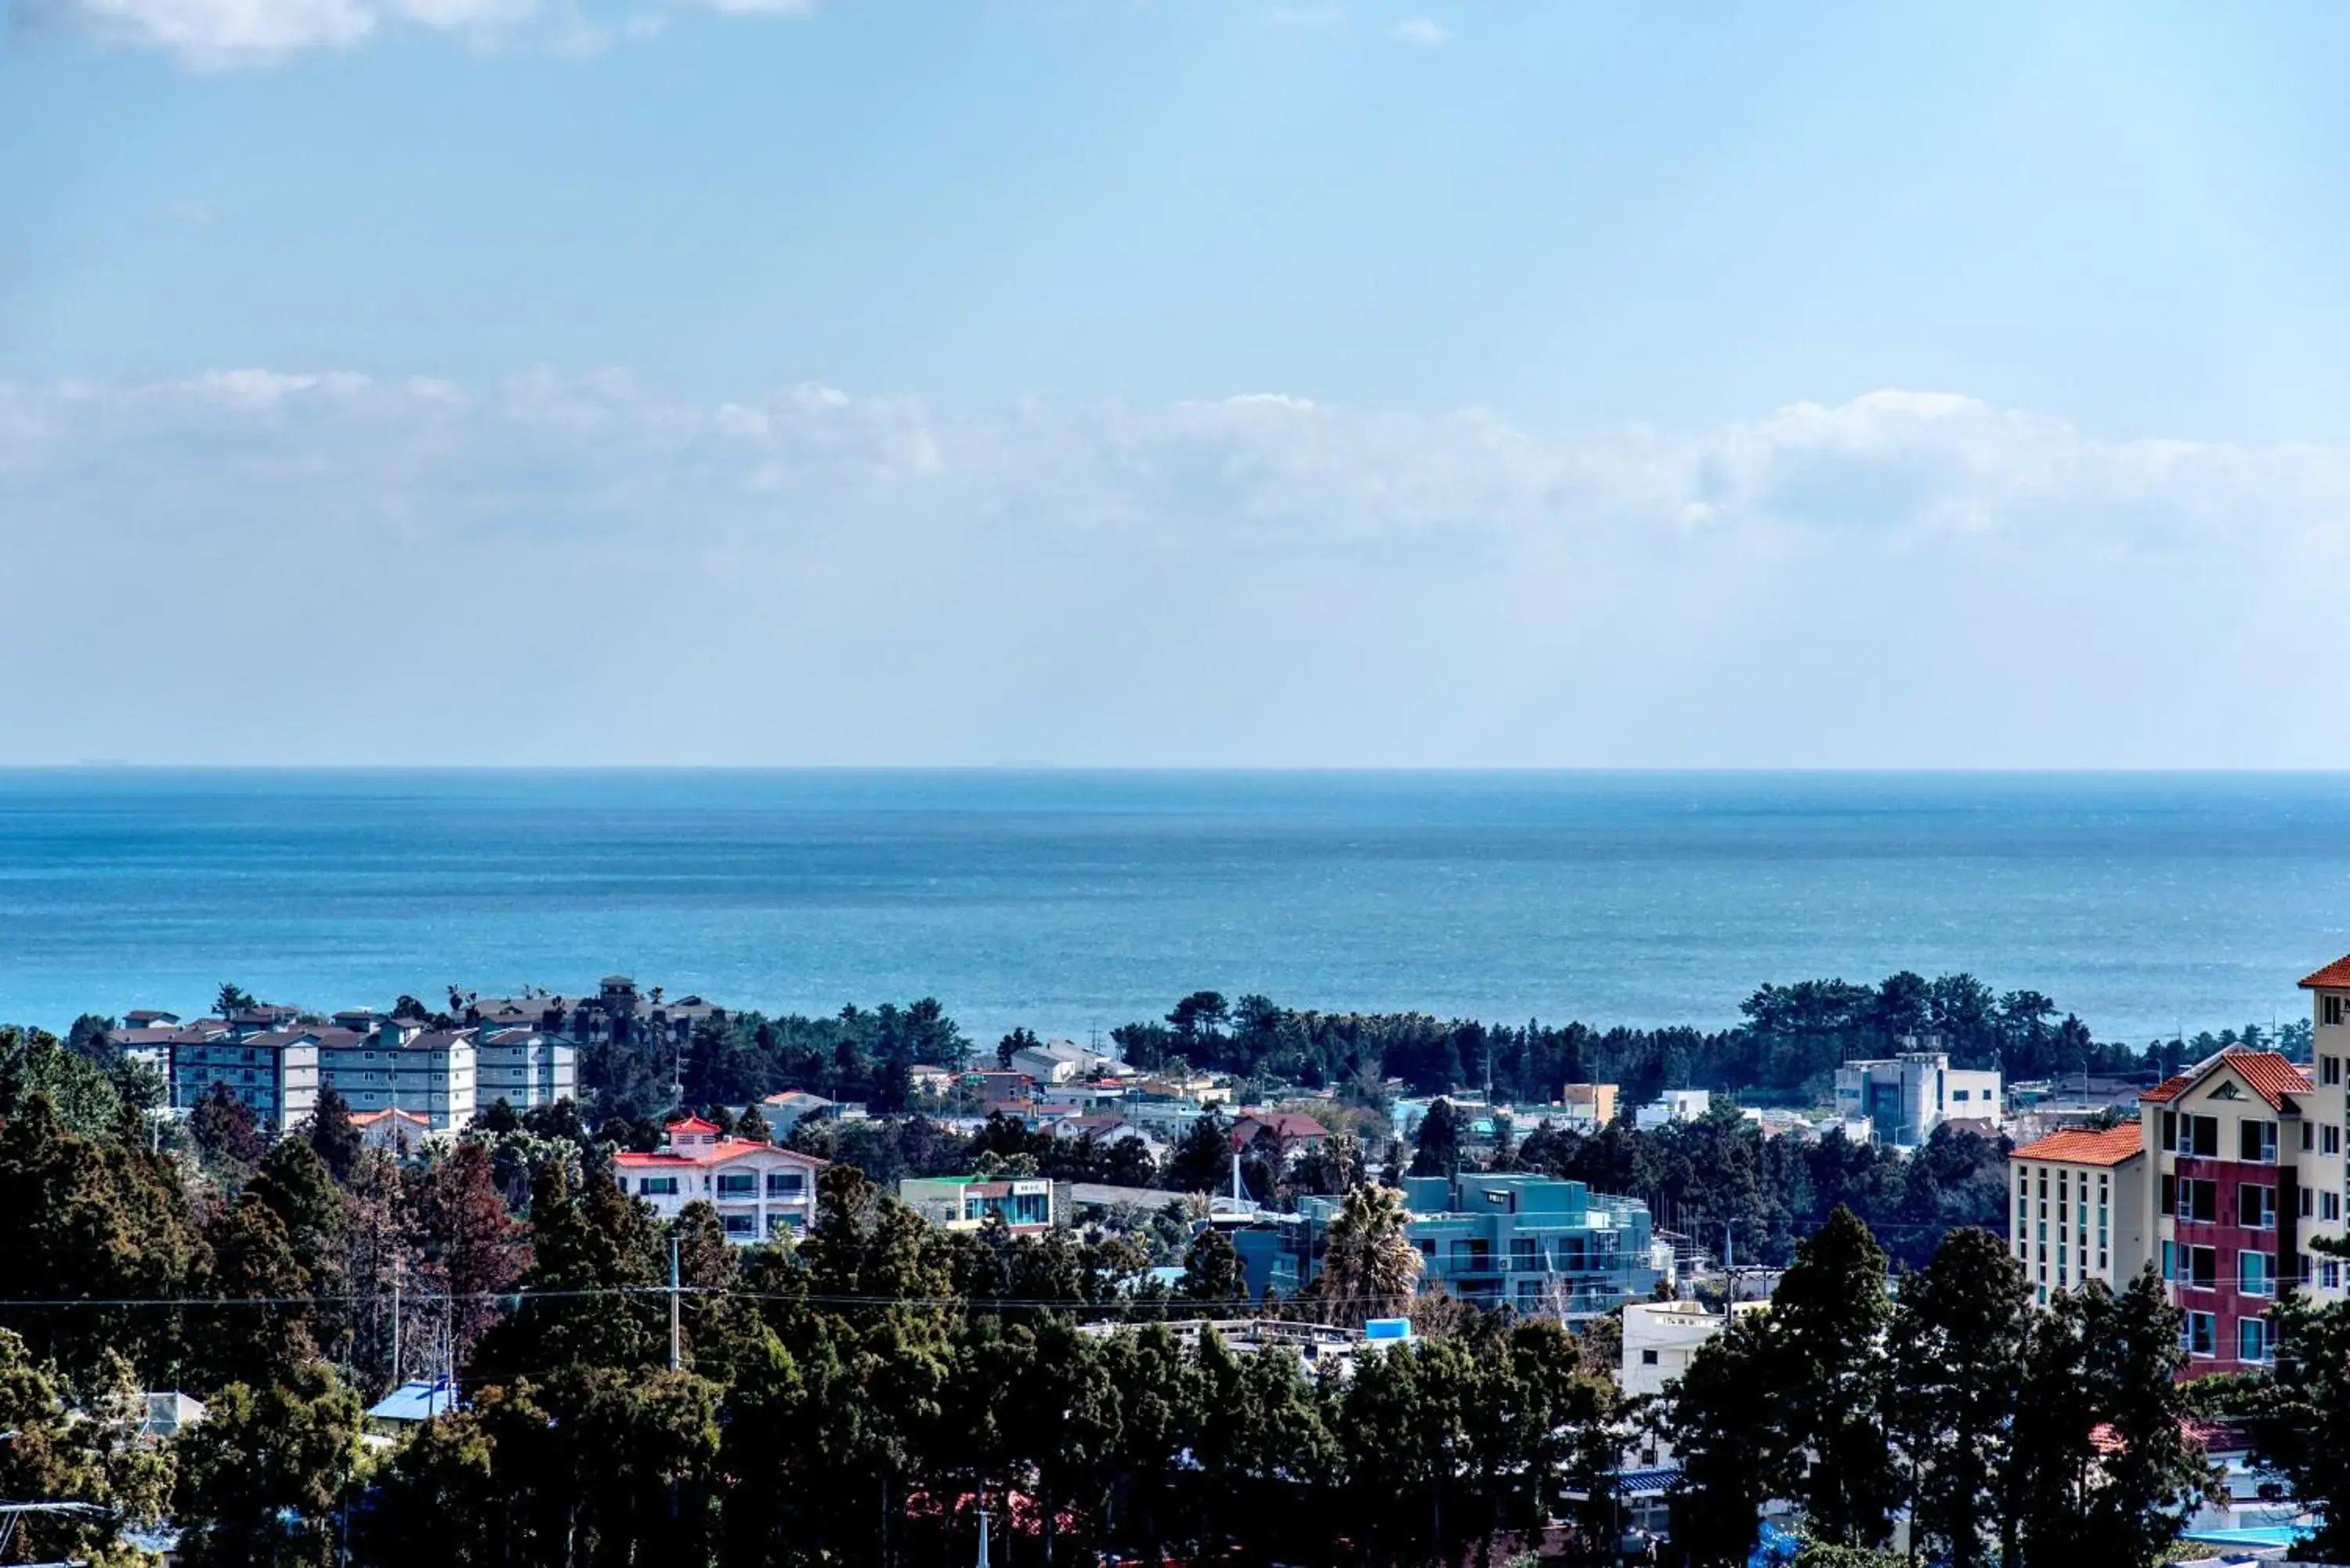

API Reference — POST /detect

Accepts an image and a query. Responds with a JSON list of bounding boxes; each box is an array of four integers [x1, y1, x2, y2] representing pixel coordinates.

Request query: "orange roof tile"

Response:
[[665, 1115, 722, 1133], [2300, 954, 2350, 990], [2012, 1124, 2144, 1168], [2221, 1048, 2314, 1110], [2138, 1049, 2312, 1113]]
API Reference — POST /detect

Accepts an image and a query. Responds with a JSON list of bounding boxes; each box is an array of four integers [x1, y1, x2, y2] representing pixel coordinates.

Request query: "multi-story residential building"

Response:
[[2142, 1037, 2346, 1373], [898, 1175, 1059, 1233], [475, 1026, 577, 1113], [1835, 1050, 2001, 1147], [615, 1116, 827, 1243], [1618, 1299, 1768, 1465], [2008, 1123, 2149, 1304], [1401, 1172, 1661, 1320], [320, 1021, 478, 1133], [171, 1026, 320, 1134]]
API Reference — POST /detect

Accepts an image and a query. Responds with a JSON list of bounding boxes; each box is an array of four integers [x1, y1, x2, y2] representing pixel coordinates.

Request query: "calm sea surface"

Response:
[[2, 770, 2347, 1045]]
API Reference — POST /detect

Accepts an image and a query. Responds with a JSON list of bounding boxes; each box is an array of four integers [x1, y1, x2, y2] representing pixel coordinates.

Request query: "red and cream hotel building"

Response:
[[2011, 956, 2350, 1374]]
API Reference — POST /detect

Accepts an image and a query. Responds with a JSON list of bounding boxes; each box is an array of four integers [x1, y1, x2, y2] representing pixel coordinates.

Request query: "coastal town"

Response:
[[3, 957, 2348, 1565]]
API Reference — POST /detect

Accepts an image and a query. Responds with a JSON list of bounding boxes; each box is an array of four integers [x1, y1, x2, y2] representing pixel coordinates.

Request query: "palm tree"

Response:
[[1316, 1183, 1423, 1327]]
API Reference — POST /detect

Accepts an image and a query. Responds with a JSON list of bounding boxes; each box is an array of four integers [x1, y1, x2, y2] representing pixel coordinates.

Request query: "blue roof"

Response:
[[366, 1380, 460, 1422], [1614, 1465, 1681, 1498]]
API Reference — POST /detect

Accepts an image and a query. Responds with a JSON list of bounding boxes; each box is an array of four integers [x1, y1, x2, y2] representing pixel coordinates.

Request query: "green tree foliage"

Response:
[[2249, 1292, 2350, 1563], [1668, 1308, 1790, 1567], [0, 1024, 125, 1137], [0, 1330, 174, 1568], [214, 983, 258, 1017], [1409, 1097, 1466, 1178], [1177, 1227, 1249, 1303], [172, 1357, 361, 1568], [1891, 1226, 2030, 1568], [0, 1092, 199, 1389], [302, 1083, 365, 1184], [1772, 1207, 1897, 1548]]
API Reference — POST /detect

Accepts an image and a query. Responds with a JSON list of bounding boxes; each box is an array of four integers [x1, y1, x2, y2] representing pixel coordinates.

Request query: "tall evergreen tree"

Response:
[[1773, 1205, 1896, 1548], [1891, 1227, 2030, 1568], [2087, 1268, 2214, 1567], [2249, 1292, 2350, 1563], [1666, 1309, 1790, 1568], [173, 1357, 361, 1568]]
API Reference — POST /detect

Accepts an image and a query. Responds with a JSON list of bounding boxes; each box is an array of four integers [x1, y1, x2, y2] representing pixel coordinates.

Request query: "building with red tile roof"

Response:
[[614, 1115, 827, 1244]]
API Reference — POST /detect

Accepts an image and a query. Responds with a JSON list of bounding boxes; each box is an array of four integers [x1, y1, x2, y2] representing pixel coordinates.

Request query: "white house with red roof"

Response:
[[614, 1116, 829, 1244]]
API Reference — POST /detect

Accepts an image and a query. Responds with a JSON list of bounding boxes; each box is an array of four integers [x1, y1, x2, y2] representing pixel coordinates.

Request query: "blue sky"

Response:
[[6, 2, 2350, 764]]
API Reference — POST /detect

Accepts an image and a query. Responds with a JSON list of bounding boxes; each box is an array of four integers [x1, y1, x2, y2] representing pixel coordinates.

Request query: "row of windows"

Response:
[[2184, 1311, 2271, 1363], [628, 1171, 809, 1198]]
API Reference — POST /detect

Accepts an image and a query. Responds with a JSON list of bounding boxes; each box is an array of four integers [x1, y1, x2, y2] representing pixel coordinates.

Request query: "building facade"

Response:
[[2008, 1123, 2149, 1303], [475, 1026, 577, 1113], [171, 1027, 320, 1134], [1835, 1050, 2001, 1147], [614, 1116, 827, 1243], [320, 1021, 479, 1133], [1401, 1172, 1661, 1320], [2142, 1039, 2346, 1373], [898, 1176, 1060, 1233]]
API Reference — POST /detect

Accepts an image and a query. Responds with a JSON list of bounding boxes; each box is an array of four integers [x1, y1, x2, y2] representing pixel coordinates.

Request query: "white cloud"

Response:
[[20, 0, 804, 66], [3, 374, 2348, 764], [1392, 16, 1448, 46]]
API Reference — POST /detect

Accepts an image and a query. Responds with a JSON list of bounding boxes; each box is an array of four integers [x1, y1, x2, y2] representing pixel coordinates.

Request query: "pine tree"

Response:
[[2088, 1267, 2215, 1566], [1177, 1227, 1249, 1303], [1773, 1205, 1896, 1548], [1891, 1226, 2029, 1568], [173, 1357, 361, 1568], [1667, 1309, 1790, 1568], [1409, 1098, 1465, 1178], [2249, 1292, 2350, 1562], [302, 1084, 364, 1184]]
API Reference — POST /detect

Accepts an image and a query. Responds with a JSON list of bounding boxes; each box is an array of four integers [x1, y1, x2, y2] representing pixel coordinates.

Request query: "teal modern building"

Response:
[[1402, 1173, 1660, 1317], [1223, 1173, 1660, 1320]]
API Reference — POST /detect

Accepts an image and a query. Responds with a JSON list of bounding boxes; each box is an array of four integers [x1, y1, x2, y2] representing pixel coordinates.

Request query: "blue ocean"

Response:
[[2, 770, 2346, 1046]]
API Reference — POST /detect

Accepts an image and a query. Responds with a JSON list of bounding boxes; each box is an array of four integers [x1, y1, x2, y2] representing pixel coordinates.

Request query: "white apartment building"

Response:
[[475, 1026, 577, 1113], [170, 1027, 320, 1134], [320, 1021, 479, 1133], [614, 1116, 829, 1243], [2008, 1122, 2147, 1305]]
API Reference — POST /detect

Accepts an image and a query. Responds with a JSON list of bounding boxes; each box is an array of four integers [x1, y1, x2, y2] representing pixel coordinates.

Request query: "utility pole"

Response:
[[390, 1270, 402, 1387], [974, 1505, 992, 1568], [668, 1233, 682, 1373]]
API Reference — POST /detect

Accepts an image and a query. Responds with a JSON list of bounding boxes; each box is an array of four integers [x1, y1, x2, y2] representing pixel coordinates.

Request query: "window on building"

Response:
[[2330, 1192, 2345, 1223], [2161, 1173, 2176, 1215], [2330, 1125, 2345, 1157], [2178, 1180, 2218, 1223], [1641, 1348, 1659, 1365], [2240, 1251, 2275, 1297], [715, 1172, 756, 1197], [2162, 1241, 2175, 1280], [2187, 1246, 2218, 1289], [2325, 1260, 2344, 1291], [2186, 1312, 2217, 1357], [2326, 997, 2347, 1028], [2239, 1185, 2276, 1229], [2326, 1052, 2344, 1085], [2304, 1189, 2317, 1219], [2181, 1114, 2220, 1157], [2241, 1120, 2279, 1163], [2239, 1316, 2272, 1363], [765, 1170, 805, 1197], [641, 1176, 680, 1196], [722, 1213, 756, 1236]]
